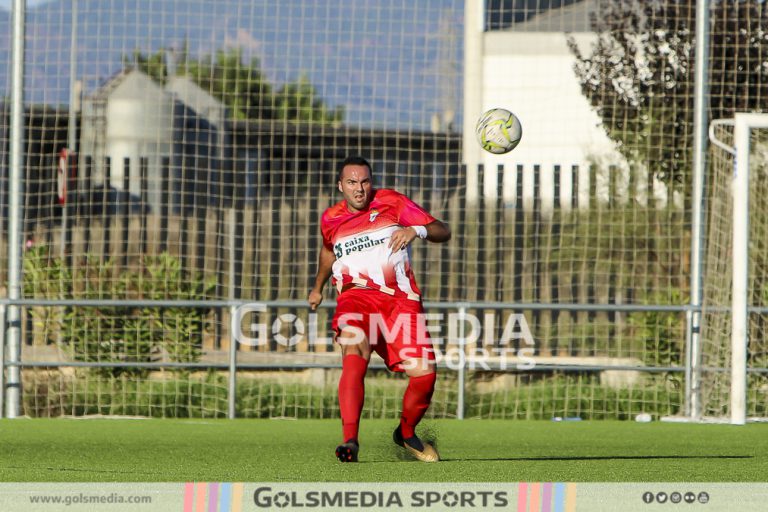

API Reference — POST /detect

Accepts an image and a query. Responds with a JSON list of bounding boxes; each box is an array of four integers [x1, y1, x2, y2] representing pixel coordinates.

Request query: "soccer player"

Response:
[[308, 156, 451, 463]]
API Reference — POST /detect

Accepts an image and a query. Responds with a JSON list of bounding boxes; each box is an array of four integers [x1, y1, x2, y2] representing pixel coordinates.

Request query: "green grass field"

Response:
[[0, 419, 765, 482]]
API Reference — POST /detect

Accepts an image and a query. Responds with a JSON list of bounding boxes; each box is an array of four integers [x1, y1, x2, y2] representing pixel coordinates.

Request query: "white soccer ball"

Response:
[[475, 108, 522, 154]]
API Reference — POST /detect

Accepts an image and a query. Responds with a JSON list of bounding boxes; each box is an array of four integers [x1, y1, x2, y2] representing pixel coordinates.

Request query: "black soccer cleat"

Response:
[[335, 440, 359, 462], [393, 425, 439, 463]]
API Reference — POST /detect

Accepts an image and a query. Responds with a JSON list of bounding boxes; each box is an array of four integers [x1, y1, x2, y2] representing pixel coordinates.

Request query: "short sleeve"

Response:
[[396, 193, 436, 227], [322, 233, 333, 251], [320, 212, 334, 250]]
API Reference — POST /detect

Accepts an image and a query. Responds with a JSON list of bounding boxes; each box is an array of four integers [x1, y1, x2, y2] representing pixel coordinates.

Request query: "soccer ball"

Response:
[[475, 108, 522, 154]]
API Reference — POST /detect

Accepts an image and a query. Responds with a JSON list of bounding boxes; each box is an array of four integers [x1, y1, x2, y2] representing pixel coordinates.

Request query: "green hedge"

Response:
[[21, 371, 686, 420], [23, 249, 216, 377]]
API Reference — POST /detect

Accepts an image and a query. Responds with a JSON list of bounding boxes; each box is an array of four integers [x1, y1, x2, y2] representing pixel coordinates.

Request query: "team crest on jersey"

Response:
[[369, 209, 380, 222]]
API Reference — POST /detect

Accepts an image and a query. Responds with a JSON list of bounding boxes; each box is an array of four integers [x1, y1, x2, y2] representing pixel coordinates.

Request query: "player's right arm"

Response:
[[308, 244, 335, 311]]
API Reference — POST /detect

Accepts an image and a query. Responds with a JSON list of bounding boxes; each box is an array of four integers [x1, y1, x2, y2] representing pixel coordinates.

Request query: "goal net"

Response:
[[700, 114, 768, 423]]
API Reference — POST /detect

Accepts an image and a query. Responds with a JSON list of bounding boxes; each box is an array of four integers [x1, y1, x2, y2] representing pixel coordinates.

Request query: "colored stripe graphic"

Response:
[[553, 483, 566, 512], [517, 482, 528, 512], [231, 483, 244, 512], [529, 482, 540, 511], [542, 483, 552, 512], [208, 483, 219, 512], [195, 483, 206, 512], [565, 483, 577, 512], [183, 483, 194, 512], [219, 483, 232, 512]]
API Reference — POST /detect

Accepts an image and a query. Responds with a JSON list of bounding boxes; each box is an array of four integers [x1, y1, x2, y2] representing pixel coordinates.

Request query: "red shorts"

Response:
[[331, 287, 434, 372]]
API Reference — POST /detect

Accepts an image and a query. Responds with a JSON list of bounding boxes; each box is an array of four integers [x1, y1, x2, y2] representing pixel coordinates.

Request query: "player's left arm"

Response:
[[388, 220, 451, 250], [422, 219, 451, 243], [388, 192, 451, 250]]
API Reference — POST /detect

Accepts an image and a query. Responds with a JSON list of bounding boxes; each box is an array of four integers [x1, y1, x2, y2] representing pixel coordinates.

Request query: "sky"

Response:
[[0, 0, 55, 10], [0, 0, 464, 131]]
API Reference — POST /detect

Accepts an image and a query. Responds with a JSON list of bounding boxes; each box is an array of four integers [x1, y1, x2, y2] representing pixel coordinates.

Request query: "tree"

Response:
[[127, 47, 343, 124], [274, 73, 345, 124], [183, 48, 275, 121], [567, 0, 768, 189]]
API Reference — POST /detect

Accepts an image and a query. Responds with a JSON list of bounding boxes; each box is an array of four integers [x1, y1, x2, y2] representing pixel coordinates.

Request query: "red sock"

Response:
[[400, 372, 436, 438], [339, 354, 368, 442]]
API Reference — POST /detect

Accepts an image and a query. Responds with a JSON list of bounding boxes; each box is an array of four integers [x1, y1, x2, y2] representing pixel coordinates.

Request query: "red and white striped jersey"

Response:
[[321, 189, 435, 301]]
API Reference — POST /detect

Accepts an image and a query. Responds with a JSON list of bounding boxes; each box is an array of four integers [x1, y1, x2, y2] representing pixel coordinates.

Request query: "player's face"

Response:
[[338, 164, 373, 212]]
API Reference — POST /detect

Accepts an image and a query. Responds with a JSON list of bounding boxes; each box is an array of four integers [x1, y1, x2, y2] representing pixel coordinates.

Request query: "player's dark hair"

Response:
[[338, 155, 372, 182]]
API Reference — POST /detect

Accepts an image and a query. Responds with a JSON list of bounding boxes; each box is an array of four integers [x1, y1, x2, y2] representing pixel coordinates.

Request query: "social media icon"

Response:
[[642, 492, 654, 504], [698, 492, 710, 504], [670, 492, 682, 504], [684, 492, 696, 504], [657, 492, 668, 503]]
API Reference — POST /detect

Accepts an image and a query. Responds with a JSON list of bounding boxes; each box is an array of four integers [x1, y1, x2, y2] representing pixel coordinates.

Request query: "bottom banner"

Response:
[[0, 482, 766, 511]]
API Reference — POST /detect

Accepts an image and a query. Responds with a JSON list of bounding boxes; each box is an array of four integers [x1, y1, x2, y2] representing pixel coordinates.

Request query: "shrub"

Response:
[[23, 248, 215, 377]]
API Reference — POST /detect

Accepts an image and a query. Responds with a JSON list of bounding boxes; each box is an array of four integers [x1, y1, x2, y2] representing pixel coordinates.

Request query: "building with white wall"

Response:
[[463, 0, 631, 208], [78, 69, 232, 214]]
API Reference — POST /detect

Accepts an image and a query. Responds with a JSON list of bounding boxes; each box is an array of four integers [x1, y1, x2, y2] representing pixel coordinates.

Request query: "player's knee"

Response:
[[338, 335, 371, 360], [342, 344, 371, 360], [337, 326, 370, 348], [402, 358, 435, 377]]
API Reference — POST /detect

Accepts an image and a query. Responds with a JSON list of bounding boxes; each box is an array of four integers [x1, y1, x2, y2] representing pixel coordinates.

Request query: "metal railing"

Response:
[[0, 298, 711, 420]]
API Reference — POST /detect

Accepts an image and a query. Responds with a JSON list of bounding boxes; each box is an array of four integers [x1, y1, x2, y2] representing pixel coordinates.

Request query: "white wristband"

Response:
[[412, 225, 428, 239]]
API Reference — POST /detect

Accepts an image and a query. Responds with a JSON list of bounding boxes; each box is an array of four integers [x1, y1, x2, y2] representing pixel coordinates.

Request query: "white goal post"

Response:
[[706, 113, 768, 425]]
